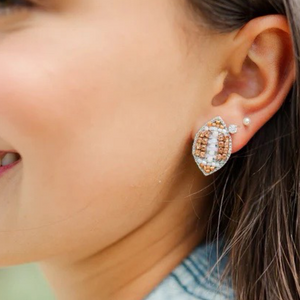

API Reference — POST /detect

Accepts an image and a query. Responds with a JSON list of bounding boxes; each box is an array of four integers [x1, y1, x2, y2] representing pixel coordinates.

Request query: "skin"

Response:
[[0, 0, 296, 300]]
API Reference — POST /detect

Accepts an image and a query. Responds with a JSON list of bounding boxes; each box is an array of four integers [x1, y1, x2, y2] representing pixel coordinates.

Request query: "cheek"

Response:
[[0, 11, 196, 262]]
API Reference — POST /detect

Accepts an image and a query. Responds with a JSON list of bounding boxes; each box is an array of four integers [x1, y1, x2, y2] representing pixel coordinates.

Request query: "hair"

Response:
[[187, 1, 300, 299]]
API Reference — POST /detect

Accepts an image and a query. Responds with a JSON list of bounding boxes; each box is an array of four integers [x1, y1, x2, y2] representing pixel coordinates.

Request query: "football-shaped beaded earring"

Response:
[[192, 116, 238, 176]]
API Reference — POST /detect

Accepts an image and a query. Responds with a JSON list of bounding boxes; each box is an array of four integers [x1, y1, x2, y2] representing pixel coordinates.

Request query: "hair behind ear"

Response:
[[188, 1, 300, 299]]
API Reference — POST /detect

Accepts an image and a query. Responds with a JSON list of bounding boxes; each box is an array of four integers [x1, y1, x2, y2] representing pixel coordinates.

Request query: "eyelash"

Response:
[[0, 0, 34, 16]]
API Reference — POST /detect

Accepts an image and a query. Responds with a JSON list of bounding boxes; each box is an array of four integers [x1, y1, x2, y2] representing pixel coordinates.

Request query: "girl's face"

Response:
[[0, 0, 216, 265]]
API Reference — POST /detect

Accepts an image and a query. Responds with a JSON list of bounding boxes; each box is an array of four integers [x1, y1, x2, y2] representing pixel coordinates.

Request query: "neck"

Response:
[[38, 165, 213, 300]]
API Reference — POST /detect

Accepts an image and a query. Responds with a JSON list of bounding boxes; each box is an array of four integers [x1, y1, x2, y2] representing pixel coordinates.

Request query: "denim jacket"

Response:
[[143, 236, 235, 300]]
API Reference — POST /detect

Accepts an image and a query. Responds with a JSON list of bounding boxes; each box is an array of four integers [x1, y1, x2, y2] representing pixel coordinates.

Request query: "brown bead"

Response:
[[200, 133, 204, 138], [197, 138, 203, 143], [212, 122, 217, 126], [207, 121, 212, 126], [205, 168, 210, 173], [216, 120, 220, 124], [222, 154, 227, 159], [205, 131, 210, 138], [219, 141, 224, 147], [201, 145, 206, 151], [210, 166, 215, 171], [202, 138, 208, 144], [217, 154, 222, 160], [195, 150, 201, 156], [196, 144, 201, 150], [200, 163, 204, 168], [218, 136, 224, 141], [200, 152, 206, 158], [220, 125, 224, 129], [219, 148, 223, 154]]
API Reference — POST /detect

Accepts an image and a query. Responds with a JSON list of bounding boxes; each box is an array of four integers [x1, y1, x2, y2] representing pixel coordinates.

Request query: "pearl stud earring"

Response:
[[243, 117, 251, 126]]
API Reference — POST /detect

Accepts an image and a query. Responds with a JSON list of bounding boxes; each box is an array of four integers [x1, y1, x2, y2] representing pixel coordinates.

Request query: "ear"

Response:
[[193, 14, 296, 153]]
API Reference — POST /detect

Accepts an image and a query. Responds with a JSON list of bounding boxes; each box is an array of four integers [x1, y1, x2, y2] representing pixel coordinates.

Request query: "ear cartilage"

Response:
[[192, 116, 237, 176]]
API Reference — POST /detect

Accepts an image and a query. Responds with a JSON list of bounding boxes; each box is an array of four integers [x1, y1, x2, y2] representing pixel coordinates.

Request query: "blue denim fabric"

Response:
[[143, 236, 235, 300]]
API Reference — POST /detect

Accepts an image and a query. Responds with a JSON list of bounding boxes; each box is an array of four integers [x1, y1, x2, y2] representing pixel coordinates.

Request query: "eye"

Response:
[[0, 0, 34, 16]]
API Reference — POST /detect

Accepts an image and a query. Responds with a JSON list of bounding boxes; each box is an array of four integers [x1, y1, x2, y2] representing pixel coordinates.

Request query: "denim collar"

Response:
[[143, 236, 235, 300]]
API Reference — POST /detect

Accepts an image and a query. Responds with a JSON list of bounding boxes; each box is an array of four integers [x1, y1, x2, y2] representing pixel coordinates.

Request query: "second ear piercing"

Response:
[[243, 117, 251, 126]]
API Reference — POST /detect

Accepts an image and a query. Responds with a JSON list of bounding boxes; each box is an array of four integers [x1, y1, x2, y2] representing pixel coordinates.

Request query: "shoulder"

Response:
[[144, 236, 235, 300]]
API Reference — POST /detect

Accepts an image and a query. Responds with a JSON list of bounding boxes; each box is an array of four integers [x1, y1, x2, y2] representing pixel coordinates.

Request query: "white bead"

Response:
[[213, 131, 219, 137], [208, 143, 216, 148], [207, 157, 213, 163], [243, 117, 251, 126], [212, 162, 216, 167], [209, 150, 214, 156]]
